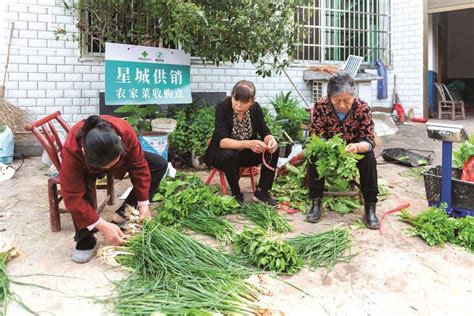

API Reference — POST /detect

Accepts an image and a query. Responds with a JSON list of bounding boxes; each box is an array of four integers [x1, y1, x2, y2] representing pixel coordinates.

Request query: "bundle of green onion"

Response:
[[109, 220, 261, 315], [240, 203, 294, 233], [1, 239, 22, 316], [288, 227, 354, 272], [181, 212, 235, 245]]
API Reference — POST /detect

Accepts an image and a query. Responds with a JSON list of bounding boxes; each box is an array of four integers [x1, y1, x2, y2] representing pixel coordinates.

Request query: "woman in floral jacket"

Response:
[[307, 72, 380, 229]]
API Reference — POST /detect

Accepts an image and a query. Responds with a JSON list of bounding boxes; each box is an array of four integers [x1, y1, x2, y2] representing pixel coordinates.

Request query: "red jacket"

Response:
[[60, 116, 150, 230]]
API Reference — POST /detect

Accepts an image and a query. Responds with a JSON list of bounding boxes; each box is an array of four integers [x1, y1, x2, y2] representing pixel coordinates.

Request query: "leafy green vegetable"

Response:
[[400, 206, 473, 253], [273, 164, 310, 213], [322, 196, 360, 214], [378, 179, 390, 196], [239, 203, 294, 233], [153, 173, 240, 225], [453, 135, 474, 168], [452, 216, 474, 252], [399, 205, 455, 247], [288, 227, 353, 272], [304, 135, 362, 182], [234, 227, 303, 274]]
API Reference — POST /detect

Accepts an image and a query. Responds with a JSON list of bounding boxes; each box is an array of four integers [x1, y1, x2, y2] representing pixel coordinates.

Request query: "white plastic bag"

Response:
[[277, 144, 303, 168], [0, 162, 15, 181], [0, 126, 14, 164]]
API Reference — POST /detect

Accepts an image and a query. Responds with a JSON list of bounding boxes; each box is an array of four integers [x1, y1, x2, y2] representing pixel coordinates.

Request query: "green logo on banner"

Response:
[[156, 52, 164, 59], [141, 51, 149, 58]]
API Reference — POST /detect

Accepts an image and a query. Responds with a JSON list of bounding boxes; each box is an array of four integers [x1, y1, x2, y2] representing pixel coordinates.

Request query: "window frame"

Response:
[[293, 0, 392, 67]]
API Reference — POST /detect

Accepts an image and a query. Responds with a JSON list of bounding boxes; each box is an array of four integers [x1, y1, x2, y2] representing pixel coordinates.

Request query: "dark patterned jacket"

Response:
[[204, 96, 271, 167], [310, 96, 376, 148]]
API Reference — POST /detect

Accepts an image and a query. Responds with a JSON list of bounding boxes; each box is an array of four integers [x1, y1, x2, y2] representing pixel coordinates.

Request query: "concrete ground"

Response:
[[1, 117, 473, 315]]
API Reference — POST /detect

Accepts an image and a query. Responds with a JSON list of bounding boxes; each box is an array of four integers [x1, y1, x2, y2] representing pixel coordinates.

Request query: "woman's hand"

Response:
[[96, 219, 125, 246], [248, 140, 268, 153], [345, 143, 359, 153], [138, 204, 152, 221], [265, 136, 279, 154]]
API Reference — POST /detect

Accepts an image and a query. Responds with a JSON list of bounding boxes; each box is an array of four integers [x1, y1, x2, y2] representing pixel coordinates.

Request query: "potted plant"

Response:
[[114, 105, 162, 132], [114, 105, 169, 159], [189, 106, 215, 169], [168, 106, 215, 169], [263, 108, 289, 158], [271, 92, 309, 143]]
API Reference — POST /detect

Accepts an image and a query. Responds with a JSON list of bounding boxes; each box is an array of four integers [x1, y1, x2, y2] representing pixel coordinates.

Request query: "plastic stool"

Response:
[[205, 167, 258, 195]]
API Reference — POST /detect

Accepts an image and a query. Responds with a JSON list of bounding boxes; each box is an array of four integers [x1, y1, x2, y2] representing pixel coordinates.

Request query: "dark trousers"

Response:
[[212, 148, 279, 196], [75, 151, 168, 244], [308, 150, 378, 203]]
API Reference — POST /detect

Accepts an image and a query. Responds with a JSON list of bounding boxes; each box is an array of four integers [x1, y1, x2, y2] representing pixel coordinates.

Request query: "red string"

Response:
[[261, 151, 276, 172], [379, 203, 411, 234]]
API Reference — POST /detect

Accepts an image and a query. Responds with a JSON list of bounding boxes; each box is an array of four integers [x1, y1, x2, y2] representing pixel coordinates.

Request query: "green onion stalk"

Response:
[[107, 220, 262, 315], [288, 227, 354, 272], [240, 203, 294, 233]]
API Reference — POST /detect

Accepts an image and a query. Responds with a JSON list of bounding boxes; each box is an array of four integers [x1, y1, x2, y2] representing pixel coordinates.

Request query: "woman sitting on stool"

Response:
[[204, 80, 279, 205], [306, 72, 380, 229]]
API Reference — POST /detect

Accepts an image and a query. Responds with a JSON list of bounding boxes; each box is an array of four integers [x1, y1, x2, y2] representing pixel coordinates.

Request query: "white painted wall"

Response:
[[0, 0, 426, 123], [389, 0, 425, 116], [428, 13, 439, 72]]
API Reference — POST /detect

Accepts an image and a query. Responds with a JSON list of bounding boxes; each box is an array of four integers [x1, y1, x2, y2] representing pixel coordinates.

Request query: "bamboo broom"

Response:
[[0, 22, 30, 139]]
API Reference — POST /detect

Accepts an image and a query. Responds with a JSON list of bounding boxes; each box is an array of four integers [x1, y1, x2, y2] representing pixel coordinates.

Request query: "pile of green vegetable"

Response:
[[304, 134, 361, 182], [240, 203, 294, 233], [273, 164, 310, 213], [153, 173, 240, 226], [273, 135, 362, 214], [322, 196, 360, 215], [181, 212, 235, 245], [305, 135, 362, 214], [1, 240, 35, 316], [400, 205, 473, 252], [110, 220, 260, 315], [234, 227, 303, 274], [288, 227, 354, 272], [0, 252, 10, 316]]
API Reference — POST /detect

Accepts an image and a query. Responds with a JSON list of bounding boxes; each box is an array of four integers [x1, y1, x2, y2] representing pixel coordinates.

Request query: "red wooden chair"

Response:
[[205, 166, 258, 195], [25, 111, 115, 232]]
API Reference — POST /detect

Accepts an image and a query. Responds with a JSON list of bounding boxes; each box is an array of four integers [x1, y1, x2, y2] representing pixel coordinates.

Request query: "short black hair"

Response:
[[77, 115, 124, 168], [231, 80, 256, 102]]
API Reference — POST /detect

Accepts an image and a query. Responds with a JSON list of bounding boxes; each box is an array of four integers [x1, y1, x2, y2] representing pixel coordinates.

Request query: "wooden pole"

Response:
[[1, 22, 15, 97]]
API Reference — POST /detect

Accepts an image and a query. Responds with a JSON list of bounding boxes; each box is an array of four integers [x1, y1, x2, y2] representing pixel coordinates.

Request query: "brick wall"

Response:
[[390, 0, 425, 116], [1, 0, 425, 124]]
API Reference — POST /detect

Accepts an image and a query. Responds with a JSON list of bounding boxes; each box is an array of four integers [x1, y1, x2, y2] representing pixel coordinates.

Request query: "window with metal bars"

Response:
[[295, 0, 391, 65]]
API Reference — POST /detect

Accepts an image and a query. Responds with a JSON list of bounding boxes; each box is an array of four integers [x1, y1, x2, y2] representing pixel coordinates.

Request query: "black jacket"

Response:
[[204, 97, 271, 167]]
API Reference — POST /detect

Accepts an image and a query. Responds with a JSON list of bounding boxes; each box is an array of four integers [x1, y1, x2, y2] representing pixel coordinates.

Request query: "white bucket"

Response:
[[151, 118, 177, 134]]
